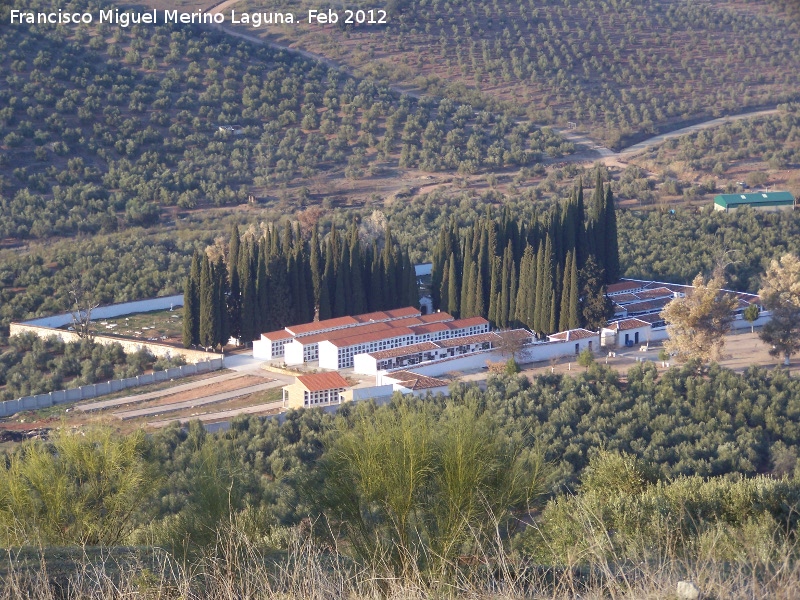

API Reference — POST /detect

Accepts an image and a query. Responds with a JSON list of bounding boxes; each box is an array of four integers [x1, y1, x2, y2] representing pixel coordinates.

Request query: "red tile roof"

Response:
[[606, 281, 644, 294], [326, 327, 415, 348], [385, 371, 449, 390], [608, 318, 650, 331], [286, 316, 359, 336], [634, 287, 675, 300], [384, 307, 422, 319], [296, 372, 350, 392], [353, 310, 390, 323], [623, 298, 672, 313], [447, 316, 490, 329], [294, 322, 392, 345], [548, 328, 598, 341], [419, 312, 454, 323], [437, 332, 501, 347], [262, 329, 293, 341], [409, 322, 452, 335], [388, 316, 426, 328], [368, 341, 441, 360]]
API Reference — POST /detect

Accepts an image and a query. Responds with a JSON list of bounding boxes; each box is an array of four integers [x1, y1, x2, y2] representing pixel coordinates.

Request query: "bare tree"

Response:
[[494, 329, 531, 363], [69, 282, 100, 339]]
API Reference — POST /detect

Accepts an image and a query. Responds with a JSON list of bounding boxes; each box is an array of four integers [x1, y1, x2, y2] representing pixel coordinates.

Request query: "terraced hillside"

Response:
[[228, 0, 800, 147], [0, 0, 565, 241]]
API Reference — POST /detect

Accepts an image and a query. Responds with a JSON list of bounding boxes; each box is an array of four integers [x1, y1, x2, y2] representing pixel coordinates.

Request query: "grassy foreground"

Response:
[[2, 527, 799, 600]]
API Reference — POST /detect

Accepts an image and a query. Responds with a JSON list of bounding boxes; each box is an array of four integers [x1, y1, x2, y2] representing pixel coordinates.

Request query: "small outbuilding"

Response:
[[601, 318, 651, 349], [282, 372, 350, 409], [713, 191, 795, 212]]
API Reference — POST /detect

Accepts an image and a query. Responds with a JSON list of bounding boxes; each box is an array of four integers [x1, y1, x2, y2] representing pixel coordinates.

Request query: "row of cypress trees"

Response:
[[183, 221, 418, 348], [430, 174, 619, 336]]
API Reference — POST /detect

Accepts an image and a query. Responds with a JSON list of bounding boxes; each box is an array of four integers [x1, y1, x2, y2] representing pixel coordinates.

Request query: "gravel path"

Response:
[[77, 371, 248, 413], [112, 379, 280, 420], [146, 399, 284, 428]]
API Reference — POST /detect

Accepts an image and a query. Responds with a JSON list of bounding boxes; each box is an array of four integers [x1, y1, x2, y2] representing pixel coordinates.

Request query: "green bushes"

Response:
[[315, 400, 547, 574], [0, 427, 156, 546], [528, 451, 800, 565]]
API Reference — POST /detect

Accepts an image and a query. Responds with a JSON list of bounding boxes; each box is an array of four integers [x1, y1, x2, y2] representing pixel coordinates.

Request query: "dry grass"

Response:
[[2, 526, 800, 599]]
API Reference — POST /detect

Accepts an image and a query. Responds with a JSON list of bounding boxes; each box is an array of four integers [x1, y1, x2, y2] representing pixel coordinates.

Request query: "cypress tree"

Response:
[[403, 248, 418, 308], [558, 250, 573, 332], [215, 255, 230, 346], [431, 227, 447, 310], [474, 263, 485, 320], [604, 185, 620, 284], [460, 250, 473, 318], [447, 252, 460, 318], [199, 253, 217, 349], [509, 259, 518, 328], [228, 225, 241, 339], [498, 243, 512, 328], [488, 255, 501, 326], [515, 245, 533, 328], [333, 248, 349, 317], [239, 240, 256, 343], [267, 249, 292, 330], [318, 268, 333, 320], [323, 239, 336, 313], [574, 181, 589, 271], [362, 243, 375, 311], [256, 242, 269, 333], [592, 171, 607, 275], [183, 251, 201, 347], [543, 235, 556, 334], [182, 275, 196, 348], [288, 252, 302, 325], [349, 228, 366, 315], [371, 244, 384, 311], [310, 224, 322, 308], [568, 250, 580, 330], [440, 255, 450, 315], [533, 241, 546, 334]]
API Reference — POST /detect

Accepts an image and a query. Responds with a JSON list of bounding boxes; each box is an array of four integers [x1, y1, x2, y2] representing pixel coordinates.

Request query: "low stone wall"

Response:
[[9, 323, 216, 363], [0, 358, 223, 418]]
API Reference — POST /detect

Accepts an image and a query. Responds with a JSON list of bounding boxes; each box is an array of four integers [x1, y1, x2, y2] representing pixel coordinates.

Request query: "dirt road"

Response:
[[146, 399, 284, 428], [113, 379, 282, 420]]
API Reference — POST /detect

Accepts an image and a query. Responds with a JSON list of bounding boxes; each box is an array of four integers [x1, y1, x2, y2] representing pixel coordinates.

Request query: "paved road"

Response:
[[146, 399, 284, 428], [76, 371, 248, 412], [113, 379, 282, 420]]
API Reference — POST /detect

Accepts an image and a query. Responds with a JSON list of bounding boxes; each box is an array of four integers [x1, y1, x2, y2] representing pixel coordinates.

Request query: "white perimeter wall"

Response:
[[518, 335, 601, 363], [20, 295, 183, 328]]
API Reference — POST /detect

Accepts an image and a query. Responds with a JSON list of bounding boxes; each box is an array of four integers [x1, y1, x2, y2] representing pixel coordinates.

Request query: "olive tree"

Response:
[[660, 269, 737, 363], [759, 253, 800, 366]]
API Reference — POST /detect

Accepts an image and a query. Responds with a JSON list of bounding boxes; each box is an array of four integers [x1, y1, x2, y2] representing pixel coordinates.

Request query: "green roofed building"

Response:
[[714, 191, 795, 212]]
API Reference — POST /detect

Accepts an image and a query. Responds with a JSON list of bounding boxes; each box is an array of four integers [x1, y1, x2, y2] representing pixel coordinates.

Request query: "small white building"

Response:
[[601, 318, 652, 349], [546, 328, 600, 355]]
